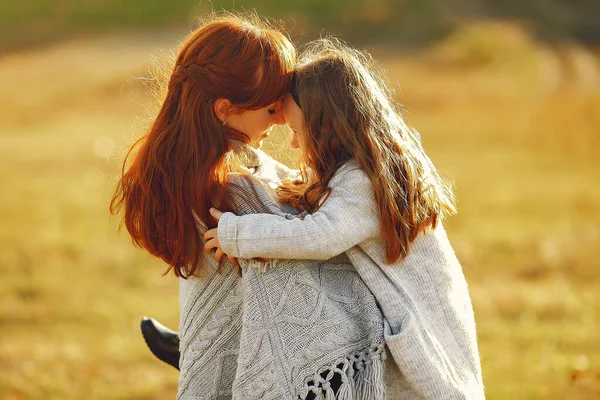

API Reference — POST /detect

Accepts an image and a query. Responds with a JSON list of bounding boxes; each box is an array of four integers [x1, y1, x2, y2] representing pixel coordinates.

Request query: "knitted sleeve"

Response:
[[218, 162, 380, 260]]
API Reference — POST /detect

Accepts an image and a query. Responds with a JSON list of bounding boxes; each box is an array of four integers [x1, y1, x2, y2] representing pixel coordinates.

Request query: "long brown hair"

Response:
[[278, 39, 455, 263], [110, 14, 295, 277]]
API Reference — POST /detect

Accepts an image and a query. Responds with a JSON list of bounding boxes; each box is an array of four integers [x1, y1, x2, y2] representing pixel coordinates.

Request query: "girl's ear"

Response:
[[213, 98, 234, 124]]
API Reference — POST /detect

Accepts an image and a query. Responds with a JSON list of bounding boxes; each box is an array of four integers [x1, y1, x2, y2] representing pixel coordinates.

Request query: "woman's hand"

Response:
[[203, 208, 238, 267]]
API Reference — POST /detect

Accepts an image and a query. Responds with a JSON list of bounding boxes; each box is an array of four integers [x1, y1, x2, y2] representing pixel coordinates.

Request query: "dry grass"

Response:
[[1, 24, 599, 399]]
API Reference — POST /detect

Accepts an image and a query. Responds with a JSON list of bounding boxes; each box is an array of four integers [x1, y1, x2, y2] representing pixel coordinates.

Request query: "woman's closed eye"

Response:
[[268, 109, 276, 115]]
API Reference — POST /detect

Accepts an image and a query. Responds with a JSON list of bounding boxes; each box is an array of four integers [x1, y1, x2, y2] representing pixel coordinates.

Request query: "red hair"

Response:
[[110, 15, 295, 277]]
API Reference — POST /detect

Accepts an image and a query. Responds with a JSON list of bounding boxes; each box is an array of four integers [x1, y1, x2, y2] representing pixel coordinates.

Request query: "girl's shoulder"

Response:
[[329, 159, 371, 188]]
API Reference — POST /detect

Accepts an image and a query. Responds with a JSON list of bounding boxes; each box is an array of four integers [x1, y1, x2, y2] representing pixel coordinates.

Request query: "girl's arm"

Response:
[[217, 164, 380, 260]]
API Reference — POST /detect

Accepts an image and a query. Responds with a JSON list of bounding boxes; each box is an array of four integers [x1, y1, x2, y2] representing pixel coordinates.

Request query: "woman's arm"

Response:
[[217, 164, 380, 260]]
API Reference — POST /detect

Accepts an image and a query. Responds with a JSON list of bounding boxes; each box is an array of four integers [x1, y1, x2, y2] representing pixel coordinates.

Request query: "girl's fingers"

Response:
[[204, 238, 217, 254], [209, 207, 224, 220], [203, 228, 217, 242], [228, 256, 239, 267], [214, 248, 224, 262]]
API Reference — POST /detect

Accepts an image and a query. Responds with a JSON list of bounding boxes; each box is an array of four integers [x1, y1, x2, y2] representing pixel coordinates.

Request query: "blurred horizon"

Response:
[[1, 1, 599, 399], [2, 0, 600, 54]]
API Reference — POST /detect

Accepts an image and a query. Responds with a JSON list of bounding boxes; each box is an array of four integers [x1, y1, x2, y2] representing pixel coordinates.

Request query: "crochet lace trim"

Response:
[[298, 344, 387, 400]]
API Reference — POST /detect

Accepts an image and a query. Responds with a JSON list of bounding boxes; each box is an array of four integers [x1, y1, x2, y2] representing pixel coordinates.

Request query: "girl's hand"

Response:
[[209, 207, 223, 221], [203, 208, 238, 266]]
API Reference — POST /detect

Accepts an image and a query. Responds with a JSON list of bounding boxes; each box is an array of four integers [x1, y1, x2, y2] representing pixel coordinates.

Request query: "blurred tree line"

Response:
[[1, 0, 598, 52]]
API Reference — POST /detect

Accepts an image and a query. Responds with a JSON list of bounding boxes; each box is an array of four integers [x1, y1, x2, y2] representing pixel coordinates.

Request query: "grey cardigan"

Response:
[[218, 160, 485, 399], [178, 151, 397, 400]]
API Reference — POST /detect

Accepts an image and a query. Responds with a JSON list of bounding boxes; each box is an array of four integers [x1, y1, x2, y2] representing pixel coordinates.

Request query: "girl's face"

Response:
[[226, 100, 286, 148], [282, 94, 307, 150]]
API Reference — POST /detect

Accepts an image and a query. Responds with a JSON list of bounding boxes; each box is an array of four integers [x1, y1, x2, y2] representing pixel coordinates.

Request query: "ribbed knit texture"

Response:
[[178, 150, 397, 399], [218, 160, 485, 399]]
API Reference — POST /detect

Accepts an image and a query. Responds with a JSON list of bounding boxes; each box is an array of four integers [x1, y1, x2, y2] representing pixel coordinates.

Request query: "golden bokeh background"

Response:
[[1, 1, 599, 398]]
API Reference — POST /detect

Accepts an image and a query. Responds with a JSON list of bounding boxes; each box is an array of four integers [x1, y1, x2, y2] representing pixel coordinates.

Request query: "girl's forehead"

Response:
[[282, 94, 298, 111], [282, 95, 304, 127]]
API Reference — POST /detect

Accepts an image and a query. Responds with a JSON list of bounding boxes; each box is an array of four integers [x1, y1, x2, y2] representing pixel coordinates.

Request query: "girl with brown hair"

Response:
[[112, 15, 394, 400], [205, 39, 485, 398]]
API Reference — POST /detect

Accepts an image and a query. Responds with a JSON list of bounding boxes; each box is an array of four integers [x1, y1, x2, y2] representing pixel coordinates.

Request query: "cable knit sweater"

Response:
[[217, 160, 485, 399], [178, 150, 399, 400]]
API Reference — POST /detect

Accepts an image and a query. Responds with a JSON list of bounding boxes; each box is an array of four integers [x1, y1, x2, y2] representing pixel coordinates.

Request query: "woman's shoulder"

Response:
[[225, 173, 273, 206], [226, 172, 265, 192]]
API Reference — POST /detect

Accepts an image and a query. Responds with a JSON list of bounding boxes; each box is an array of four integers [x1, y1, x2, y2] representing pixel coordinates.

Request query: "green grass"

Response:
[[0, 0, 448, 52], [1, 24, 599, 399]]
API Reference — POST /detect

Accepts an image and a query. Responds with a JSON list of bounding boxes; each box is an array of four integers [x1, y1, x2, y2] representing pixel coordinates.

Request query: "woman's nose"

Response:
[[271, 104, 286, 125]]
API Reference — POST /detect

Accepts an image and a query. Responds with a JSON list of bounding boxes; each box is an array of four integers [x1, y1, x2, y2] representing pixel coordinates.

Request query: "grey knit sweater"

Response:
[[218, 160, 485, 399], [178, 151, 397, 399]]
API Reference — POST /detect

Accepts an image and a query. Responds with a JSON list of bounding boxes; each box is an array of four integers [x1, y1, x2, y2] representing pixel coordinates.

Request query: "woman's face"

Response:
[[282, 94, 307, 150], [227, 100, 286, 147]]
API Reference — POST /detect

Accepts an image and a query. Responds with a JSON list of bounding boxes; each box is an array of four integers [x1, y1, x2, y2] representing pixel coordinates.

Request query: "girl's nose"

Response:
[[290, 130, 299, 149]]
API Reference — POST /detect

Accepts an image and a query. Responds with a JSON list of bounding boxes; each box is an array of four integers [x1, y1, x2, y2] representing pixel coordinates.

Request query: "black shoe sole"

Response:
[[140, 317, 181, 370]]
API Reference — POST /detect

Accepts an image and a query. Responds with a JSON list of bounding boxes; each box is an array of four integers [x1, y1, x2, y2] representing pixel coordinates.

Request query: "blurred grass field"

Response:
[[1, 23, 599, 399]]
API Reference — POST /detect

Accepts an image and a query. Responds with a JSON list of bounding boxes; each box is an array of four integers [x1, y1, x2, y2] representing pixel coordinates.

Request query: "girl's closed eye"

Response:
[[268, 109, 276, 115]]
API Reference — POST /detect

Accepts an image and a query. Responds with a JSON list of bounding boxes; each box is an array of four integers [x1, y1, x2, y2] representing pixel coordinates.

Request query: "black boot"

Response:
[[140, 317, 181, 370]]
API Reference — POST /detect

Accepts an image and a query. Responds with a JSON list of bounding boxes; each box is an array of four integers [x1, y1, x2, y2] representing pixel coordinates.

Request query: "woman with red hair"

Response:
[[112, 15, 391, 399], [112, 14, 294, 278]]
